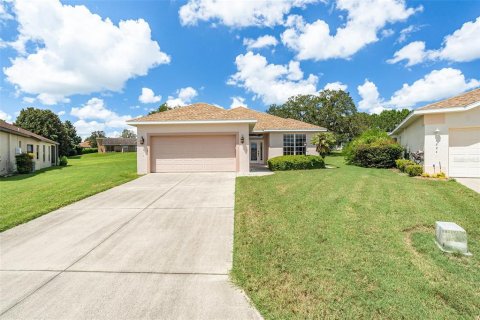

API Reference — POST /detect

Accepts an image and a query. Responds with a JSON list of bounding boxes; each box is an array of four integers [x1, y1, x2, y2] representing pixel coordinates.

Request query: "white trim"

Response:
[[127, 119, 257, 125], [389, 112, 417, 135], [260, 129, 326, 132], [390, 100, 480, 135], [415, 100, 480, 114]]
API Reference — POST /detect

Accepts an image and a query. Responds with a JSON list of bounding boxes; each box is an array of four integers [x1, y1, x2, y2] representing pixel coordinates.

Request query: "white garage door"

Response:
[[449, 127, 480, 178], [151, 135, 236, 173]]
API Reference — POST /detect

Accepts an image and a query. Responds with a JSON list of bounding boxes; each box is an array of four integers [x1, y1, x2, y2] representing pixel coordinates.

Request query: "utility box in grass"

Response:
[[435, 221, 471, 256]]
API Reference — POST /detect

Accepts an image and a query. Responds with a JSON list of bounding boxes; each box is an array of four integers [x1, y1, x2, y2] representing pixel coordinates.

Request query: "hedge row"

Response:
[[80, 148, 98, 154], [267, 155, 325, 171]]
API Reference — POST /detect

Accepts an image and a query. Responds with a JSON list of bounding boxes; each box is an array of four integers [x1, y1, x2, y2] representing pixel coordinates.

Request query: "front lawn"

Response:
[[0, 152, 137, 232], [233, 155, 480, 319]]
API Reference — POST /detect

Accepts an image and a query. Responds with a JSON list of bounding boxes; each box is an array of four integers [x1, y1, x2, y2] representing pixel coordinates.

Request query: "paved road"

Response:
[[0, 173, 261, 319]]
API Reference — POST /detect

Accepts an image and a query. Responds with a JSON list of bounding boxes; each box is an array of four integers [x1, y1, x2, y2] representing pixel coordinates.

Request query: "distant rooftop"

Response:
[[96, 137, 137, 146]]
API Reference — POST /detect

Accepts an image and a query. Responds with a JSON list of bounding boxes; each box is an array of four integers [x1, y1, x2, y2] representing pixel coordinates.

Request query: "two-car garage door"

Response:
[[150, 135, 236, 172], [449, 127, 480, 178]]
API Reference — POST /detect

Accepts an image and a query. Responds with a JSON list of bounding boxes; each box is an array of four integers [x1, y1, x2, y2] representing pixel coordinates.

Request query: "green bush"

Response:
[[395, 159, 415, 172], [267, 155, 325, 171], [81, 147, 98, 154], [59, 156, 68, 166], [15, 153, 34, 174], [405, 164, 423, 177], [345, 129, 404, 168]]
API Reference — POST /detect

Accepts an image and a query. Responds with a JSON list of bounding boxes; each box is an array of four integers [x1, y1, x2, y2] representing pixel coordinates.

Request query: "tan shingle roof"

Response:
[[128, 103, 325, 132], [0, 120, 59, 144], [418, 88, 480, 110], [97, 138, 137, 146], [227, 107, 324, 131]]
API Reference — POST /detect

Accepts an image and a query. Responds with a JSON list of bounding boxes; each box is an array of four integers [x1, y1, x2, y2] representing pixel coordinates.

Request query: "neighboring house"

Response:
[[0, 120, 59, 176], [127, 103, 326, 174], [391, 88, 480, 178], [79, 140, 92, 148], [96, 138, 137, 153]]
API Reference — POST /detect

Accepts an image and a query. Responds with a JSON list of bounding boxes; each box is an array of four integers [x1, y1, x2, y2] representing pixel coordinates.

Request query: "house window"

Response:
[[48, 146, 50, 161], [36, 145, 39, 159], [27, 144, 34, 153], [283, 134, 306, 155], [43, 145, 45, 161], [19, 141, 22, 148]]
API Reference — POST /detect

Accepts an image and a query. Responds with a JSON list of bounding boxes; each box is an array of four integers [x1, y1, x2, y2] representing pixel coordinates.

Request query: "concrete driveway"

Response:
[[0, 173, 261, 319], [456, 178, 480, 193]]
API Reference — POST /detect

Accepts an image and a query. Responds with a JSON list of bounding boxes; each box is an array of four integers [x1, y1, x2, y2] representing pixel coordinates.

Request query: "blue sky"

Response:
[[0, 0, 479, 137]]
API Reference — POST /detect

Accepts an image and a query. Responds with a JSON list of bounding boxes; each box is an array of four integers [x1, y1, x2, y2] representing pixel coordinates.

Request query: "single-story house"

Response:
[[0, 120, 59, 176], [390, 88, 480, 178], [127, 103, 326, 174], [96, 138, 137, 153]]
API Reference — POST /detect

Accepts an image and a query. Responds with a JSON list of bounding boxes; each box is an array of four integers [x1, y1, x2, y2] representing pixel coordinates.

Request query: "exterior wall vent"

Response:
[[435, 221, 471, 256]]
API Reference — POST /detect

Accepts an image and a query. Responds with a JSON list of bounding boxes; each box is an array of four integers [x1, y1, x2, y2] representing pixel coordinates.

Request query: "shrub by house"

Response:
[[267, 155, 325, 171], [345, 129, 403, 168]]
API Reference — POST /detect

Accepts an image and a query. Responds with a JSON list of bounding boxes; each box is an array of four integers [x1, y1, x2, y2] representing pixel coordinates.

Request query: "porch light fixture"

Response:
[[240, 135, 245, 144], [139, 136, 145, 145]]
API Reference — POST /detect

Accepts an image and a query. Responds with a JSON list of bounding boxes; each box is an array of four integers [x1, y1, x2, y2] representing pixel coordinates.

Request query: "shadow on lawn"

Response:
[[0, 165, 69, 181]]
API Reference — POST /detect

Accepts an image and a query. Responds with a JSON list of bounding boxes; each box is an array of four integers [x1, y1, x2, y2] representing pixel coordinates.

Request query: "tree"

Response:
[[121, 129, 137, 139], [15, 107, 70, 156], [63, 120, 82, 156], [85, 131, 106, 148], [311, 132, 337, 159], [148, 102, 170, 115], [370, 109, 410, 132], [267, 90, 359, 144]]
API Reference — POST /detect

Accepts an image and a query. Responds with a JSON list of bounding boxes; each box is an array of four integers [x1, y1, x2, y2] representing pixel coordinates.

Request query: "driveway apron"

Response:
[[0, 172, 261, 319]]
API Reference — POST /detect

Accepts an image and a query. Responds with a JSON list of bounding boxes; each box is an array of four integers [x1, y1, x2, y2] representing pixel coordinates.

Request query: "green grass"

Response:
[[0, 153, 137, 232], [233, 155, 480, 319]]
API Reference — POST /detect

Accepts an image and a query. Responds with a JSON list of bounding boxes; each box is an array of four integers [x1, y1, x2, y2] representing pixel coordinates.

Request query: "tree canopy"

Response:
[[267, 91, 411, 142], [267, 90, 358, 143], [85, 131, 106, 148], [148, 102, 170, 115], [121, 129, 137, 139], [14, 108, 80, 156], [63, 120, 82, 155], [369, 109, 410, 132]]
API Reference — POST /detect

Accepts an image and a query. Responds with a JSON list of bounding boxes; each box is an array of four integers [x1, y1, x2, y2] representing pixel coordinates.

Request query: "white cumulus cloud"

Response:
[[228, 52, 318, 105], [389, 17, 480, 66], [70, 98, 132, 137], [357, 68, 480, 113], [243, 35, 278, 50], [324, 81, 347, 91], [281, 0, 421, 61], [3, 0, 170, 105], [357, 80, 385, 114], [0, 110, 13, 122], [166, 87, 198, 107], [388, 68, 480, 108], [230, 96, 248, 109], [387, 41, 428, 67], [139, 87, 161, 104], [179, 0, 318, 28]]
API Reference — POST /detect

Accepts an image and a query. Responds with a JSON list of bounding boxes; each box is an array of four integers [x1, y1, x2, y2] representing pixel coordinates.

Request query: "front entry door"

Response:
[[250, 141, 264, 163]]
